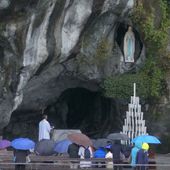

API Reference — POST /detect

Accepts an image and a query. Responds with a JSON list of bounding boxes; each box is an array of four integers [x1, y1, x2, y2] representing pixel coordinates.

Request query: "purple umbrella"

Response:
[[0, 140, 11, 149]]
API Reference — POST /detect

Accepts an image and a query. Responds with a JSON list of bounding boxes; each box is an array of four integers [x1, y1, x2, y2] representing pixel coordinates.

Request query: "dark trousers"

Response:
[[113, 160, 123, 170], [137, 166, 148, 170], [15, 164, 26, 170], [133, 166, 148, 170]]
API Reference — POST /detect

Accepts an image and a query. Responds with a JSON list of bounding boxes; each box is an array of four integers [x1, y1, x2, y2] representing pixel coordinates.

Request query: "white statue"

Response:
[[123, 26, 135, 63]]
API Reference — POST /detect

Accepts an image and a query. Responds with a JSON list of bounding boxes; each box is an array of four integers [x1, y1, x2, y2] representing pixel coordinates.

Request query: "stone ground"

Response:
[[154, 154, 170, 170]]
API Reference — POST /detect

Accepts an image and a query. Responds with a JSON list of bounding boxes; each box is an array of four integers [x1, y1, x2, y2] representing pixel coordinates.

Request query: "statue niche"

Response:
[[123, 26, 135, 63]]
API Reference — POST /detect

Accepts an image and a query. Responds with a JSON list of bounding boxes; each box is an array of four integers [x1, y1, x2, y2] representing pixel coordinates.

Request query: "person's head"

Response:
[[142, 143, 149, 151], [128, 26, 132, 31], [42, 114, 48, 120]]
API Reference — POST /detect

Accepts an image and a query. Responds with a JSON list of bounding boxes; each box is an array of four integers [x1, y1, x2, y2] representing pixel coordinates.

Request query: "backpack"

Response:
[[84, 147, 91, 159]]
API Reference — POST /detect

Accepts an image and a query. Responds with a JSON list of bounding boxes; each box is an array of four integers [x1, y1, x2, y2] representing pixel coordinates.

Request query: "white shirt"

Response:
[[78, 146, 93, 168], [38, 119, 51, 141], [105, 151, 113, 159], [105, 151, 113, 169]]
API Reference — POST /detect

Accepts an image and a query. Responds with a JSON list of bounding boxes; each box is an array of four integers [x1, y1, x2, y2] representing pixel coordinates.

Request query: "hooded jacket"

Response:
[[94, 147, 106, 158], [131, 141, 142, 167]]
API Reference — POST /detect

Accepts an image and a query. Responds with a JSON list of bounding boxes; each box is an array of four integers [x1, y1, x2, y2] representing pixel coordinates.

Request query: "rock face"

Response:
[[0, 0, 148, 139], [0, 0, 10, 9]]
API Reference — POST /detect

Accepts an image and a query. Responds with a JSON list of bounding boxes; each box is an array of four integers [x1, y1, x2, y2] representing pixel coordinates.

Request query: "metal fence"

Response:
[[0, 162, 170, 170]]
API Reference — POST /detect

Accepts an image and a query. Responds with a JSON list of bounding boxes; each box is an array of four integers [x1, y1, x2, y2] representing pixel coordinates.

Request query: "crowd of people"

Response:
[[12, 114, 151, 170], [66, 140, 150, 170]]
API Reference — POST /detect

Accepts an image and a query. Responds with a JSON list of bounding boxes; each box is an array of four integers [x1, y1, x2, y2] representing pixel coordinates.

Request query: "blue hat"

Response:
[[105, 144, 111, 149]]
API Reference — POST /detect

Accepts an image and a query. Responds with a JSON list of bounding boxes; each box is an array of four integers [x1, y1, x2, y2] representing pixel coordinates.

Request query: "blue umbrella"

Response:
[[132, 135, 161, 144], [11, 138, 35, 150], [54, 139, 72, 153]]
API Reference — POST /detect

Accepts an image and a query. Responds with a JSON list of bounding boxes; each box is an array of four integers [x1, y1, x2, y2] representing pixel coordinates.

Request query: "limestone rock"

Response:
[[0, 0, 144, 138]]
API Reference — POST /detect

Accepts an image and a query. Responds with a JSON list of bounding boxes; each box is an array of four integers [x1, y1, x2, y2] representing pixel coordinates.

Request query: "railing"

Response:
[[0, 162, 170, 170], [0, 152, 169, 170]]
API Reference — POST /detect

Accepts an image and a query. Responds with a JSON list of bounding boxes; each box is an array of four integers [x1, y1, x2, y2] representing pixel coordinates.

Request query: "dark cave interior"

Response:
[[3, 88, 126, 140]]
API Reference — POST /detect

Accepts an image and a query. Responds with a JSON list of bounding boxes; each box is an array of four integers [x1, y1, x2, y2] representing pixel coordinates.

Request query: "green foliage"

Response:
[[102, 57, 164, 100], [93, 38, 110, 66], [102, 74, 148, 99], [141, 57, 165, 97], [102, 1, 168, 100], [131, 0, 170, 56]]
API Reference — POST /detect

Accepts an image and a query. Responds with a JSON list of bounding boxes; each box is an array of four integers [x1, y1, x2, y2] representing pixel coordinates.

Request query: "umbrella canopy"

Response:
[[132, 135, 161, 144], [92, 138, 112, 149], [107, 133, 129, 140], [68, 133, 92, 147], [11, 138, 35, 150], [35, 139, 55, 156], [0, 139, 11, 149], [54, 139, 72, 153], [52, 129, 82, 142]]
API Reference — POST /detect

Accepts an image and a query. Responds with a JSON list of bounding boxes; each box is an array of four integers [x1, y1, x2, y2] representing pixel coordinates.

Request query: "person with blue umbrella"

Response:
[[136, 143, 149, 170], [14, 149, 30, 170], [11, 138, 35, 170], [130, 141, 143, 170]]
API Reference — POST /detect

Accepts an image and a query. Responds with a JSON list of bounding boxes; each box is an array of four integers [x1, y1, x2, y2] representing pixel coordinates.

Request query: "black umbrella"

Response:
[[107, 133, 129, 141], [35, 139, 55, 156], [92, 138, 112, 149]]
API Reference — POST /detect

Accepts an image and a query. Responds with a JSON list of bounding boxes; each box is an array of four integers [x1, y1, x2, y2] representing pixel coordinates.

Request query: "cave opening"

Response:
[[3, 87, 126, 140], [45, 87, 124, 138]]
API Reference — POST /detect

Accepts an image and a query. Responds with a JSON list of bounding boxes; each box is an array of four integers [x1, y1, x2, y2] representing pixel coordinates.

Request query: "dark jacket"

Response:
[[136, 149, 148, 165], [111, 143, 124, 161], [68, 143, 79, 158], [14, 150, 29, 163]]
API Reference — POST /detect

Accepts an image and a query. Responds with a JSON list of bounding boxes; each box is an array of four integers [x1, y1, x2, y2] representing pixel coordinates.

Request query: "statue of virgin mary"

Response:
[[123, 26, 135, 63]]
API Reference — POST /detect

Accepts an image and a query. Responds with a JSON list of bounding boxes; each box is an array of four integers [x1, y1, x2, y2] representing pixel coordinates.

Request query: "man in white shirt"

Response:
[[38, 114, 52, 141]]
